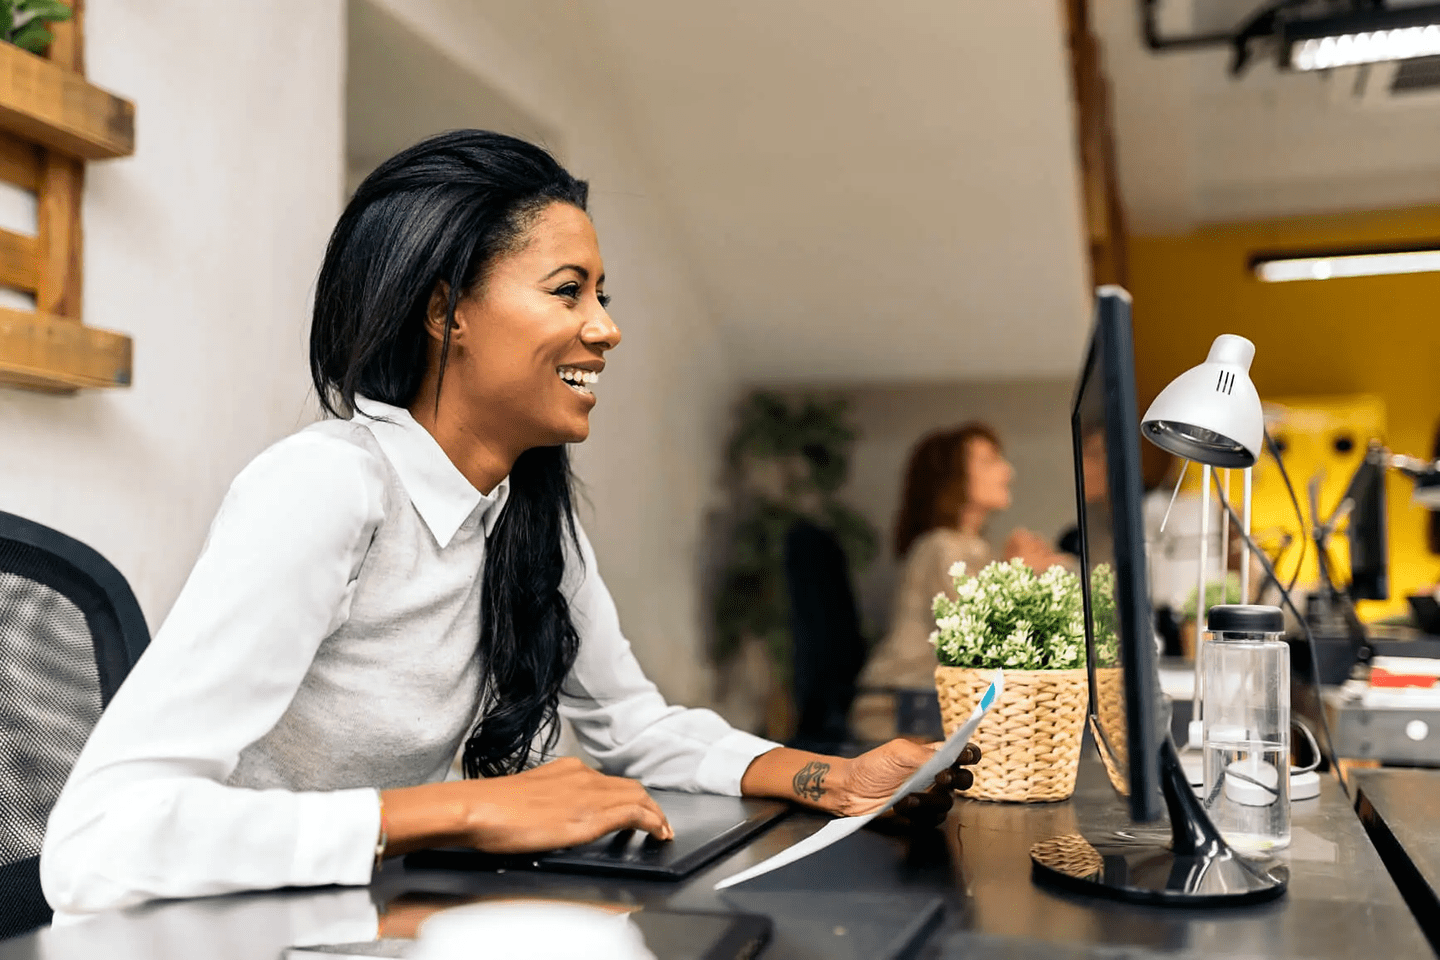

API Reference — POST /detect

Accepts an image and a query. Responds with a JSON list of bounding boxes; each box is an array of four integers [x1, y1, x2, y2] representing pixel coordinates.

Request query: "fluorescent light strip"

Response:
[[1291, 24, 1440, 70], [1255, 250, 1440, 282]]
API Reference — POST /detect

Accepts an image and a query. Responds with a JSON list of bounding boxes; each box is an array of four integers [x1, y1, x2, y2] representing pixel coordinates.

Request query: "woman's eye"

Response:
[[554, 282, 582, 300], [597, 292, 612, 309]]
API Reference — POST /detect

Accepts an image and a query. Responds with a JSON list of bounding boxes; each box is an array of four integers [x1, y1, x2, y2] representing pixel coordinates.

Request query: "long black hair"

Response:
[[310, 130, 589, 778]]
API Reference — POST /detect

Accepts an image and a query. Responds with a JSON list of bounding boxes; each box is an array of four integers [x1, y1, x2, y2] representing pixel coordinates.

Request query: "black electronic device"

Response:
[[283, 907, 773, 960], [1411, 594, 1440, 635], [1344, 448, 1389, 602], [404, 790, 789, 881], [1028, 287, 1287, 905]]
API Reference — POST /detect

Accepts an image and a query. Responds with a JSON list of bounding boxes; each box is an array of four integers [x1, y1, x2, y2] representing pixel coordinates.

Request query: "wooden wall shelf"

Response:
[[0, 40, 133, 160], [0, 1, 137, 394], [0, 307, 130, 390]]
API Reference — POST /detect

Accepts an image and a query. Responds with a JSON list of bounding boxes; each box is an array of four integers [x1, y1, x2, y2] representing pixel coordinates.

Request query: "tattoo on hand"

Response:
[[792, 761, 830, 802]]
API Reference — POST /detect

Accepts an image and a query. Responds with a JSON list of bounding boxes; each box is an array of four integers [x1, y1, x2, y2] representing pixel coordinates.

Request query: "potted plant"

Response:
[[931, 559, 1104, 802], [710, 392, 878, 739], [2, 0, 73, 54], [1178, 571, 1243, 659]]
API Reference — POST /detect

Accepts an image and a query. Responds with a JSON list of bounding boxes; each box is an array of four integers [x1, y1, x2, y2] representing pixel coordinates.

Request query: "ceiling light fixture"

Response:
[[1251, 246, 1440, 282], [1282, 4, 1440, 71]]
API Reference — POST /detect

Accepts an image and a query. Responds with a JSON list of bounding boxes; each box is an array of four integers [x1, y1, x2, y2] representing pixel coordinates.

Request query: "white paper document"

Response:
[[713, 671, 1004, 890]]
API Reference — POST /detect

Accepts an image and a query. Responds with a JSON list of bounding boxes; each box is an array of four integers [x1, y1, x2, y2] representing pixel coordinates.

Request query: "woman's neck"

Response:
[[956, 506, 988, 537], [407, 389, 517, 497]]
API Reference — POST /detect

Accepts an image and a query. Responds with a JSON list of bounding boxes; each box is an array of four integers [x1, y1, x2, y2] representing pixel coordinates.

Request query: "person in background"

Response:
[[40, 131, 978, 920], [852, 423, 1068, 741]]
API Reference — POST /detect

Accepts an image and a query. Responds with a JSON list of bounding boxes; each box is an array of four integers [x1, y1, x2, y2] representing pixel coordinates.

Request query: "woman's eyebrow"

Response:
[[540, 264, 589, 282]]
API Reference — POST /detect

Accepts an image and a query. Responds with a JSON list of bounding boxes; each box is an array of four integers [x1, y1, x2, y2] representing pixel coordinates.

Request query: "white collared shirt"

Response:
[[40, 399, 777, 915]]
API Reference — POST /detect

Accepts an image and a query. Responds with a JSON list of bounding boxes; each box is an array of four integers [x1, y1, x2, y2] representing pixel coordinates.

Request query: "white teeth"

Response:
[[557, 366, 598, 393], [557, 367, 599, 385]]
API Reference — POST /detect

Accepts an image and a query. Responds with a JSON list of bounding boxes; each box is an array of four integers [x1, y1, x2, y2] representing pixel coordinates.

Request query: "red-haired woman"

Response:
[[853, 423, 1066, 740]]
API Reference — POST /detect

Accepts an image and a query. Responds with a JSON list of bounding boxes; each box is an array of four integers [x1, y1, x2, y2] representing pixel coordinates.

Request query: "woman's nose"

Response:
[[584, 307, 622, 351]]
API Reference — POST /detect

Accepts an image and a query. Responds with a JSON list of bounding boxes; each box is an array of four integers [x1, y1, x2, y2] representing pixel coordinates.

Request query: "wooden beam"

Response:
[[0, 307, 131, 390], [0, 228, 38, 292], [0, 130, 40, 189], [35, 155, 82, 317], [48, 1, 84, 74], [36, 0, 85, 320], [0, 41, 133, 161]]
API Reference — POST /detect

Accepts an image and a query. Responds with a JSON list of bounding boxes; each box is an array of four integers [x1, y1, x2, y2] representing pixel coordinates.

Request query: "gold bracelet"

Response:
[[373, 797, 388, 874]]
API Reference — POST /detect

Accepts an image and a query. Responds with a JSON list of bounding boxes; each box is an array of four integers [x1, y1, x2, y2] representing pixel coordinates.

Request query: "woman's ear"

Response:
[[425, 282, 460, 343]]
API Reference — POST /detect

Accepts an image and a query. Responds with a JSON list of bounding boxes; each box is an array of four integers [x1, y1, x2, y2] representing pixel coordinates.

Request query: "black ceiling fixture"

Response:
[[1140, 0, 1440, 76]]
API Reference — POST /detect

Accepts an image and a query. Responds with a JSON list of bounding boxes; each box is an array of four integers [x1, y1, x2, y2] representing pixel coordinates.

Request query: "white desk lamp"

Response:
[[1140, 335, 1264, 751]]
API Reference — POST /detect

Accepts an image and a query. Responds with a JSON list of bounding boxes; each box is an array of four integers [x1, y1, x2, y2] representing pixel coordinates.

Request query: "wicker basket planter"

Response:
[[935, 665, 1089, 802]]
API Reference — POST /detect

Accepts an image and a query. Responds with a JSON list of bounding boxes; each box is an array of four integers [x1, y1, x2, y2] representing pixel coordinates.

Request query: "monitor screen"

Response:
[[1070, 288, 1163, 823]]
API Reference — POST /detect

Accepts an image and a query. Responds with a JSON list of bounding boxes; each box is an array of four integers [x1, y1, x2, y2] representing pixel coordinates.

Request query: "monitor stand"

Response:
[[1029, 738, 1288, 905]]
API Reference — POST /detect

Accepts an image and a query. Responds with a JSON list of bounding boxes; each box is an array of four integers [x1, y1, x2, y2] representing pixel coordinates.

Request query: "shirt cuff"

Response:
[[693, 729, 782, 796], [291, 787, 382, 887]]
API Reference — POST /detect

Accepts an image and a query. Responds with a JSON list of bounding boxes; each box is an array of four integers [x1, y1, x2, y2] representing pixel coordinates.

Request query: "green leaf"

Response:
[[0, 2, 14, 39], [10, 18, 51, 53], [19, 0, 71, 23]]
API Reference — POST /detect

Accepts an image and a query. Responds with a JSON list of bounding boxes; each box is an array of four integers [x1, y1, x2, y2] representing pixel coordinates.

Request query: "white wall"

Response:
[[0, 2, 345, 631], [833, 377, 1080, 635], [358, 0, 737, 706]]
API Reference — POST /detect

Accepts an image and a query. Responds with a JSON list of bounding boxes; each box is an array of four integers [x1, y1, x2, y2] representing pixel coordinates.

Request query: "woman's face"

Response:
[[964, 437, 1013, 514], [440, 202, 620, 450]]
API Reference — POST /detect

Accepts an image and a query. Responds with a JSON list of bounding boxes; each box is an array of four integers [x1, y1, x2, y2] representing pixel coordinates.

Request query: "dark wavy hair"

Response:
[[310, 130, 589, 778], [892, 422, 1002, 558]]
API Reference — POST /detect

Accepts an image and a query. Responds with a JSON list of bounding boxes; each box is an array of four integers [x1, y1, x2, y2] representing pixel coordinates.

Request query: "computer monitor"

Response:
[[1028, 287, 1286, 905]]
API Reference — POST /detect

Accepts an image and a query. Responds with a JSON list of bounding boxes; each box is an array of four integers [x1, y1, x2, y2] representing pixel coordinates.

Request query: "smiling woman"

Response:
[[38, 130, 979, 918]]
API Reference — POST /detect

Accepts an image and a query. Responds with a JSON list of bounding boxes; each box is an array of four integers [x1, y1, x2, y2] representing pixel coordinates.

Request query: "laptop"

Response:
[[404, 789, 790, 880]]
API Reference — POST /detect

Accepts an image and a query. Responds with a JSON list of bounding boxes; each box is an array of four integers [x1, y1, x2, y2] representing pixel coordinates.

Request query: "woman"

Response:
[[854, 424, 1065, 740], [41, 131, 975, 916]]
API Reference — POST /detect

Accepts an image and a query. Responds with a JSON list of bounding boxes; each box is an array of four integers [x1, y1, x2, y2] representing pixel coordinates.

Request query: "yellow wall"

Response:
[[1130, 206, 1440, 620]]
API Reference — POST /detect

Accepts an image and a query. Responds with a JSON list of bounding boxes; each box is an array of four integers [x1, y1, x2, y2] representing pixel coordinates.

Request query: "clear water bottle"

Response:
[[1201, 604, 1290, 855]]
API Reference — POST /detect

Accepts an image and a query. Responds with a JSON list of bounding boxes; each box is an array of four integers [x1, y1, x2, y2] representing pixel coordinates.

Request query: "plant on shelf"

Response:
[[1177, 571, 1243, 658], [931, 559, 1099, 802], [1, 0, 72, 55], [710, 392, 877, 734]]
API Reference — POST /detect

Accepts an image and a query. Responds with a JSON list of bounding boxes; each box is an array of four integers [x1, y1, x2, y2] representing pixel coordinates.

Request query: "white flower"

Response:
[[948, 561, 967, 579]]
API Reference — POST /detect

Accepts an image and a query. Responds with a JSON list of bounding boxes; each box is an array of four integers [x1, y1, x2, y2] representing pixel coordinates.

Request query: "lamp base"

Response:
[[1031, 738, 1288, 906]]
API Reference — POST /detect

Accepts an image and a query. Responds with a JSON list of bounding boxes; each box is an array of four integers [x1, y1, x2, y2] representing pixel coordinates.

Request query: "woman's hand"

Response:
[[1004, 528, 1067, 573], [829, 740, 980, 824], [380, 757, 672, 860], [740, 741, 981, 827]]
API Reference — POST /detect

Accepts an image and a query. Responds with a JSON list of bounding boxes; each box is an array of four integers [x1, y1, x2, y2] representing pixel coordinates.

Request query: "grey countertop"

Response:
[[3, 756, 1433, 960], [1351, 767, 1440, 956]]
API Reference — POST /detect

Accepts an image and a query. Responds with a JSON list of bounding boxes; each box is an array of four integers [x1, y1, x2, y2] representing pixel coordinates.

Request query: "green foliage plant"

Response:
[[1178, 571, 1243, 622], [932, 559, 1117, 671], [1, 0, 72, 56], [712, 392, 878, 679]]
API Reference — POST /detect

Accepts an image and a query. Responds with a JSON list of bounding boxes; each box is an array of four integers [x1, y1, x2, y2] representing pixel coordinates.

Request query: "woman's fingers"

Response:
[[600, 800, 672, 841], [959, 742, 981, 765]]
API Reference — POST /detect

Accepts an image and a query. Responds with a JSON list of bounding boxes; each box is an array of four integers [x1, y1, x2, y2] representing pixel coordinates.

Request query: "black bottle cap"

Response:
[[1206, 604, 1284, 634]]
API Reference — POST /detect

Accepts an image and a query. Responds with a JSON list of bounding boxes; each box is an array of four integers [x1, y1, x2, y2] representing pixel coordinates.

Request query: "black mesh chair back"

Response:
[[0, 511, 148, 939], [783, 519, 869, 754]]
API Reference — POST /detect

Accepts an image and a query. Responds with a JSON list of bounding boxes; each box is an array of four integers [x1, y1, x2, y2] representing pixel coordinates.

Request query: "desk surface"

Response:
[[3, 758, 1432, 960], [1352, 767, 1440, 956]]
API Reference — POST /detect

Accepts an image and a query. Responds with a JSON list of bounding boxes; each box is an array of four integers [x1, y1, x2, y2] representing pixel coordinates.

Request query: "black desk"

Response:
[[2, 757, 1432, 960], [1353, 768, 1440, 956]]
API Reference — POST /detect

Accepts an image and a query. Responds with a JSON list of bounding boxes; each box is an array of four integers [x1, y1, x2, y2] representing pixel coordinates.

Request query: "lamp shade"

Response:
[[1141, 334, 1263, 468]]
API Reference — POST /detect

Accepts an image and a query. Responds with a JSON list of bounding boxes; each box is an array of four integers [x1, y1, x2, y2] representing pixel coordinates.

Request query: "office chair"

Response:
[[782, 519, 870, 754], [0, 511, 148, 939]]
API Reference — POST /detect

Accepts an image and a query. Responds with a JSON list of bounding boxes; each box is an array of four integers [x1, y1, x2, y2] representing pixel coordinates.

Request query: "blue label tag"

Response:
[[980, 676, 999, 712]]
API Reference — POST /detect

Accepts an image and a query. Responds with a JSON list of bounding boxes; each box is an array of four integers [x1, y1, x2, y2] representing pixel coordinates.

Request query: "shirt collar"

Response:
[[352, 398, 511, 548]]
